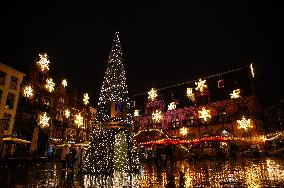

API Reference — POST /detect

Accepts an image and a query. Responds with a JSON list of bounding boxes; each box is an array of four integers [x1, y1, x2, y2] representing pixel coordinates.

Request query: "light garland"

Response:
[[198, 107, 211, 121], [195, 78, 207, 93], [24, 85, 33, 98], [45, 78, 55, 92], [83, 93, 89, 105], [39, 112, 50, 128], [168, 102, 176, 110], [62, 79, 67, 87], [152, 110, 162, 123], [148, 88, 158, 101], [36, 53, 50, 72], [237, 116, 252, 131], [230, 89, 241, 99]]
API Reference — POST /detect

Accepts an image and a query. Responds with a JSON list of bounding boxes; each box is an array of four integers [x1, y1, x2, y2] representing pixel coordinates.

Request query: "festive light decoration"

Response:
[[198, 107, 211, 121], [180, 127, 188, 136], [134, 110, 140, 117], [23, 85, 33, 98], [195, 78, 207, 93], [45, 78, 55, 92], [64, 109, 70, 118], [148, 88, 158, 101], [36, 53, 50, 71], [39, 112, 50, 128], [186, 88, 195, 102], [230, 89, 241, 99], [152, 110, 162, 123], [75, 113, 84, 128], [168, 102, 176, 110], [250, 63, 255, 78], [83, 93, 89, 105], [237, 116, 252, 131], [62, 79, 67, 87]]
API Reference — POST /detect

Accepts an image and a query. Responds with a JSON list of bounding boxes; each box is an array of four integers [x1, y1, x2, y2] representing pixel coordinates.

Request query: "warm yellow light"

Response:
[[186, 88, 195, 102], [230, 89, 241, 99], [62, 79, 67, 87], [83, 93, 89, 105], [39, 112, 50, 128], [75, 113, 84, 128], [24, 85, 33, 98], [148, 88, 158, 101], [45, 78, 55, 92], [64, 109, 70, 118], [180, 127, 188, 136], [152, 110, 162, 123], [36, 53, 50, 71], [250, 63, 255, 78], [168, 102, 176, 110], [195, 79, 207, 93], [134, 110, 140, 117], [198, 107, 211, 121], [237, 116, 252, 131]]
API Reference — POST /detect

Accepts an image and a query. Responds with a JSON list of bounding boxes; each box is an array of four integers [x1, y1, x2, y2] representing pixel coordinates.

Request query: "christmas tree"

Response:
[[84, 31, 139, 175]]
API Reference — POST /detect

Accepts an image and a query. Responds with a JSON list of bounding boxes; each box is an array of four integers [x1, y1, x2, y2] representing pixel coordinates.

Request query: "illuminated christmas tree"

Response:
[[84, 31, 139, 175]]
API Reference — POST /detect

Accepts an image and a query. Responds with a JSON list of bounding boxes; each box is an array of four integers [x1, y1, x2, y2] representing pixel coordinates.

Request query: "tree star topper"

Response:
[[62, 79, 67, 87], [152, 110, 162, 123], [36, 53, 50, 72], [195, 79, 207, 93], [230, 89, 241, 99], [39, 112, 50, 128], [168, 102, 176, 110], [148, 88, 158, 101], [198, 107, 211, 121], [45, 78, 55, 92], [237, 116, 252, 131], [24, 85, 33, 98], [75, 113, 84, 128], [83, 93, 89, 105]]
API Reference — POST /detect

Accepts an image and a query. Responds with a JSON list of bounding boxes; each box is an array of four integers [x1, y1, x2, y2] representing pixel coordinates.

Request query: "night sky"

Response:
[[0, 2, 283, 106]]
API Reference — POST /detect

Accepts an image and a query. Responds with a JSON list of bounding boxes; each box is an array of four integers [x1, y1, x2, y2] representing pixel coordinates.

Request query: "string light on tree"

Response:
[[195, 79, 207, 93], [24, 85, 33, 98], [36, 53, 50, 72], [39, 112, 50, 128], [168, 102, 176, 110], [134, 110, 140, 117], [237, 116, 252, 131], [75, 113, 84, 128], [64, 109, 70, 118], [186, 88, 195, 102], [198, 107, 211, 121], [152, 110, 162, 123], [148, 88, 158, 101], [45, 78, 55, 92], [230, 89, 241, 99], [62, 79, 67, 87], [250, 63, 255, 78], [83, 93, 89, 105], [180, 127, 188, 136]]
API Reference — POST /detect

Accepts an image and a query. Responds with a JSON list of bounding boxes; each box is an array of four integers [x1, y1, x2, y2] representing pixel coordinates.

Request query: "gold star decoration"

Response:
[[152, 110, 162, 123], [24, 85, 33, 98], [45, 78, 55, 92], [148, 88, 158, 101], [62, 79, 67, 87], [198, 107, 211, 121], [195, 79, 208, 93], [230, 89, 241, 99], [168, 102, 176, 110], [36, 53, 50, 72], [39, 112, 50, 128], [237, 116, 252, 131]]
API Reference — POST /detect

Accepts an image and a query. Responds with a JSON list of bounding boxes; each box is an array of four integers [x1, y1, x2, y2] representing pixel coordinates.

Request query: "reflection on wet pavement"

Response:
[[1, 157, 284, 187]]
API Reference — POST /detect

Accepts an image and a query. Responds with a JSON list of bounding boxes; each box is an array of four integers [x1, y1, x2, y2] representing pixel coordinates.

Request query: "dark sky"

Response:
[[0, 2, 283, 106]]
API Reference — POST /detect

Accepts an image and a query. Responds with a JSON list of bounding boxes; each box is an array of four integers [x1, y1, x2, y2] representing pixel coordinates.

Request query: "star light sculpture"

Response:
[[230, 89, 241, 99], [83, 93, 89, 105], [45, 78, 55, 92], [36, 53, 50, 72], [180, 127, 188, 136], [134, 109, 140, 117], [186, 88, 195, 102], [168, 102, 176, 110], [198, 107, 211, 121], [39, 112, 50, 128], [148, 88, 158, 101], [195, 79, 207, 93], [237, 116, 252, 131], [62, 79, 67, 87], [75, 113, 84, 128], [64, 109, 70, 118], [24, 85, 33, 98], [152, 110, 162, 123]]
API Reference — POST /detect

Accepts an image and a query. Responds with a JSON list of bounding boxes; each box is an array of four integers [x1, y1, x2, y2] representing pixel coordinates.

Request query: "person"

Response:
[[61, 144, 69, 171], [76, 145, 83, 173], [68, 144, 77, 172]]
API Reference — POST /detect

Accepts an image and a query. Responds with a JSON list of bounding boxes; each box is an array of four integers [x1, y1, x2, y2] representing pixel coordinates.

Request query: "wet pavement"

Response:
[[1, 157, 284, 187]]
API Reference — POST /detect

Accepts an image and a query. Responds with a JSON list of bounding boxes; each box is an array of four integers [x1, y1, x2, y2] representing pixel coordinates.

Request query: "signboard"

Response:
[[111, 102, 126, 118]]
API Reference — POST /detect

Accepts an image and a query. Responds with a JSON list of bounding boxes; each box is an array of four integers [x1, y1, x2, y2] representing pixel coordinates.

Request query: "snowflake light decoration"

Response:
[[75, 113, 84, 128], [198, 107, 211, 121], [39, 112, 50, 128], [186, 88, 195, 102], [45, 78, 55, 92], [230, 89, 241, 99], [148, 88, 158, 101], [168, 102, 176, 110], [36, 53, 50, 72], [250, 63, 255, 78], [64, 109, 70, 118], [24, 85, 33, 98], [152, 110, 162, 123], [134, 109, 140, 117], [237, 116, 252, 131], [195, 79, 207, 93], [83, 93, 89, 105], [180, 127, 188, 136], [62, 79, 67, 87]]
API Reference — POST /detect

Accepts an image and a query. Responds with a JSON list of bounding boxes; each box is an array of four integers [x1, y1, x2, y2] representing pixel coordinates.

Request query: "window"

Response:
[[0, 71, 6, 85], [5, 92, 15, 109], [9, 76, 18, 90], [3, 113, 11, 130]]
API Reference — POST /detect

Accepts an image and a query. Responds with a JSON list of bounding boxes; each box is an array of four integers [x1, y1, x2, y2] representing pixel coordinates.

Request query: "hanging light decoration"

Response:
[[230, 89, 241, 99], [186, 88, 195, 102], [195, 78, 207, 93], [64, 109, 70, 118], [39, 112, 50, 128], [83, 93, 89, 105], [180, 127, 188, 136], [75, 113, 84, 128], [45, 78, 55, 92], [198, 107, 211, 121], [24, 85, 33, 98], [168, 102, 176, 110], [36, 53, 50, 72], [134, 109, 140, 117], [62, 79, 67, 87], [250, 63, 255, 78], [152, 110, 162, 123], [148, 88, 158, 101], [237, 116, 252, 131]]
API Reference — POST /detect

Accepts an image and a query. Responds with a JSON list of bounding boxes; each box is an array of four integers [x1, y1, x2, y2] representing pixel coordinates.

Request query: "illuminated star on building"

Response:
[[180, 127, 188, 136], [230, 89, 241, 99], [83, 93, 89, 105], [45, 78, 55, 92], [186, 88, 195, 102], [39, 112, 50, 128], [24, 85, 33, 98], [168, 102, 176, 110], [36, 53, 50, 72], [148, 88, 158, 101], [237, 116, 252, 131], [64, 109, 70, 118], [134, 109, 140, 117], [195, 79, 207, 93], [152, 110, 162, 123], [62, 79, 67, 87], [198, 107, 211, 121], [75, 113, 84, 128]]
